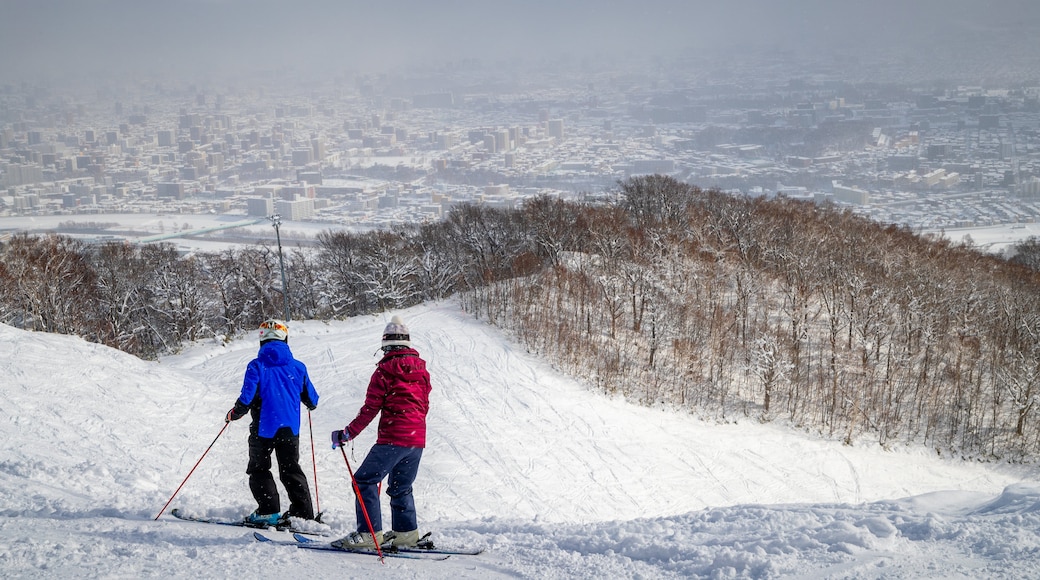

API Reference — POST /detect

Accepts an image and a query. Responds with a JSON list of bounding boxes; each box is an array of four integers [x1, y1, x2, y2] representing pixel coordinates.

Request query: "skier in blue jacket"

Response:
[[226, 319, 319, 526]]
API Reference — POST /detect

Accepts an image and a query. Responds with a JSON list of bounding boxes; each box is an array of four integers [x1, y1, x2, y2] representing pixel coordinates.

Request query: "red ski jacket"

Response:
[[346, 348, 431, 448]]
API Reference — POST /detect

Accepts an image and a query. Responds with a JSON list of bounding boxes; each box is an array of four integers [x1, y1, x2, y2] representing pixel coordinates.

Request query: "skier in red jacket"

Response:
[[330, 315, 431, 549]]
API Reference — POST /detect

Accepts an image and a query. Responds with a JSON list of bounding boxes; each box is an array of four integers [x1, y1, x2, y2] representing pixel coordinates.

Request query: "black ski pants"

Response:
[[246, 426, 314, 519]]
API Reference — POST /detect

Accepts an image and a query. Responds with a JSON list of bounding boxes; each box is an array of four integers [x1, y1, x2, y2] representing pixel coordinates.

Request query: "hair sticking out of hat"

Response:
[[381, 315, 410, 350]]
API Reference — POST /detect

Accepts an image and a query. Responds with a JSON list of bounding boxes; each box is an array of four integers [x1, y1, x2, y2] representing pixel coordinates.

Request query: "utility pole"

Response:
[[269, 214, 291, 322]]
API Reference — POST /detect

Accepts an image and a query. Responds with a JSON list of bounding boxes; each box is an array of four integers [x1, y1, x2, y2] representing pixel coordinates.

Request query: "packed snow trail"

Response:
[[2, 301, 1040, 578], [163, 302, 1022, 524]]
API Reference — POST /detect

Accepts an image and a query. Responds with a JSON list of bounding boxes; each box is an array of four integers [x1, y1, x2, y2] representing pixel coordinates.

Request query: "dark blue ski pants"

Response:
[[352, 444, 423, 533]]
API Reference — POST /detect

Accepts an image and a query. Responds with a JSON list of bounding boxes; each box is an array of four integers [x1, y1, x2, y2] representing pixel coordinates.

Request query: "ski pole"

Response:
[[308, 409, 320, 516], [340, 446, 385, 563], [154, 422, 229, 520]]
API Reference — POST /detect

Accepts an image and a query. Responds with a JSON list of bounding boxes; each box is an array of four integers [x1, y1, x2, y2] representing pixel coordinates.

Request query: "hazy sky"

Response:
[[1, 0, 1038, 84]]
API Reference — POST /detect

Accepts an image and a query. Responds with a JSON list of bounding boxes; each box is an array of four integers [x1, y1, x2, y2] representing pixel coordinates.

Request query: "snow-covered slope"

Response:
[[2, 302, 1040, 578]]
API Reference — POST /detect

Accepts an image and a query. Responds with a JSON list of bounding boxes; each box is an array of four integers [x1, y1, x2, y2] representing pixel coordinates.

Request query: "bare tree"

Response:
[[0, 234, 99, 336]]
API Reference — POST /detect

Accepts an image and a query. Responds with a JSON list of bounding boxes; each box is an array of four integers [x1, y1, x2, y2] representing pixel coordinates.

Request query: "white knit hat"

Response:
[[381, 315, 410, 349], [258, 319, 289, 342]]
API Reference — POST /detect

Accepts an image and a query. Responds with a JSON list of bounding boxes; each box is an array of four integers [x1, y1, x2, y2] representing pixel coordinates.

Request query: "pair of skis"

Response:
[[253, 530, 484, 560], [169, 508, 328, 536], [169, 508, 483, 560]]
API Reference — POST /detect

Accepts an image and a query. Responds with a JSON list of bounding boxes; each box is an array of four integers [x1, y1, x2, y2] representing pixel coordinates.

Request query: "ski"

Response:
[[169, 508, 329, 536], [285, 533, 450, 560], [294, 531, 482, 556], [252, 531, 299, 545], [400, 545, 485, 556], [400, 531, 485, 555]]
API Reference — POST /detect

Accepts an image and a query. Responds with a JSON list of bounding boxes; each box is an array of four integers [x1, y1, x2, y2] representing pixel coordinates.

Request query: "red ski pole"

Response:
[[340, 446, 385, 563], [308, 409, 320, 516], [154, 421, 229, 520]]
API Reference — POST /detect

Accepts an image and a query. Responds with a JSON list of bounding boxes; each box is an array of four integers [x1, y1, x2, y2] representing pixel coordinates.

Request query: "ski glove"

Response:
[[331, 429, 350, 449], [226, 407, 246, 423]]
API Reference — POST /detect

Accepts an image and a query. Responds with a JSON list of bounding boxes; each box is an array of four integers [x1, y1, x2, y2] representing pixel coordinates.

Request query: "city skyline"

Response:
[[5, 0, 1040, 252]]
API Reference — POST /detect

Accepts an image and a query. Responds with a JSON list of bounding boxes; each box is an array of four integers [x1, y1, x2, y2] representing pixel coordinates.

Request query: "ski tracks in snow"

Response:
[[6, 302, 1025, 529]]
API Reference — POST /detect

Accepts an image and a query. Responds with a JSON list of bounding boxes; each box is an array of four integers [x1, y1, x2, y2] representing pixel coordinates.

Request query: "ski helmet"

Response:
[[259, 319, 289, 342]]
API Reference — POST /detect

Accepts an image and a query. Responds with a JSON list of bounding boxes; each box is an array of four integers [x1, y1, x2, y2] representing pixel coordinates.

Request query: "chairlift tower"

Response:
[[268, 214, 291, 322]]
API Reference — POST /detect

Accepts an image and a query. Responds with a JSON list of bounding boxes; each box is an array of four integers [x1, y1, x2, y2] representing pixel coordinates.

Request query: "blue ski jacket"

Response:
[[234, 340, 318, 438]]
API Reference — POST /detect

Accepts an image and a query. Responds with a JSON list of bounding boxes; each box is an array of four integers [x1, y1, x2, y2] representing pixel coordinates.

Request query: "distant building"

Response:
[[297, 171, 322, 185], [246, 197, 274, 217], [276, 198, 314, 221], [923, 169, 946, 188], [832, 182, 870, 204], [436, 133, 457, 150], [1020, 178, 1040, 198], [208, 152, 224, 172], [495, 129, 511, 152], [156, 182, 185, 199], [927, 144, 951, 160], [548, 119, 564, 140], [484, 184, 511, 197], [12, 193, 40, 211], [292, 149, 313, 166], [0, 163, 44, 186]]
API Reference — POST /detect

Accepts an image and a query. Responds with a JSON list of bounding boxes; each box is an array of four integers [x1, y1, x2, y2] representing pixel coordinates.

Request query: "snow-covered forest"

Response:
[[3, 175, 1040, 461]]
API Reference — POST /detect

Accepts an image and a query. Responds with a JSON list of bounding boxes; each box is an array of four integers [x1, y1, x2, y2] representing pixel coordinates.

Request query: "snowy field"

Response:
[[4, 212, 1040, 255], [2, 302, 1040, 578], [0, 213, 350, 253], [929, 222, 1040, 254]]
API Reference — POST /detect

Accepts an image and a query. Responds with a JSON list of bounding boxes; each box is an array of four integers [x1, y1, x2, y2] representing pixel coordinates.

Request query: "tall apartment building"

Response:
[[1, 163, 44, 186], [495, 129, 511, 152], [276, 197, 314, 221], [436, 132, 457, 149], [548, 119, 564, 140], [1020, 177, 1040, 197]]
